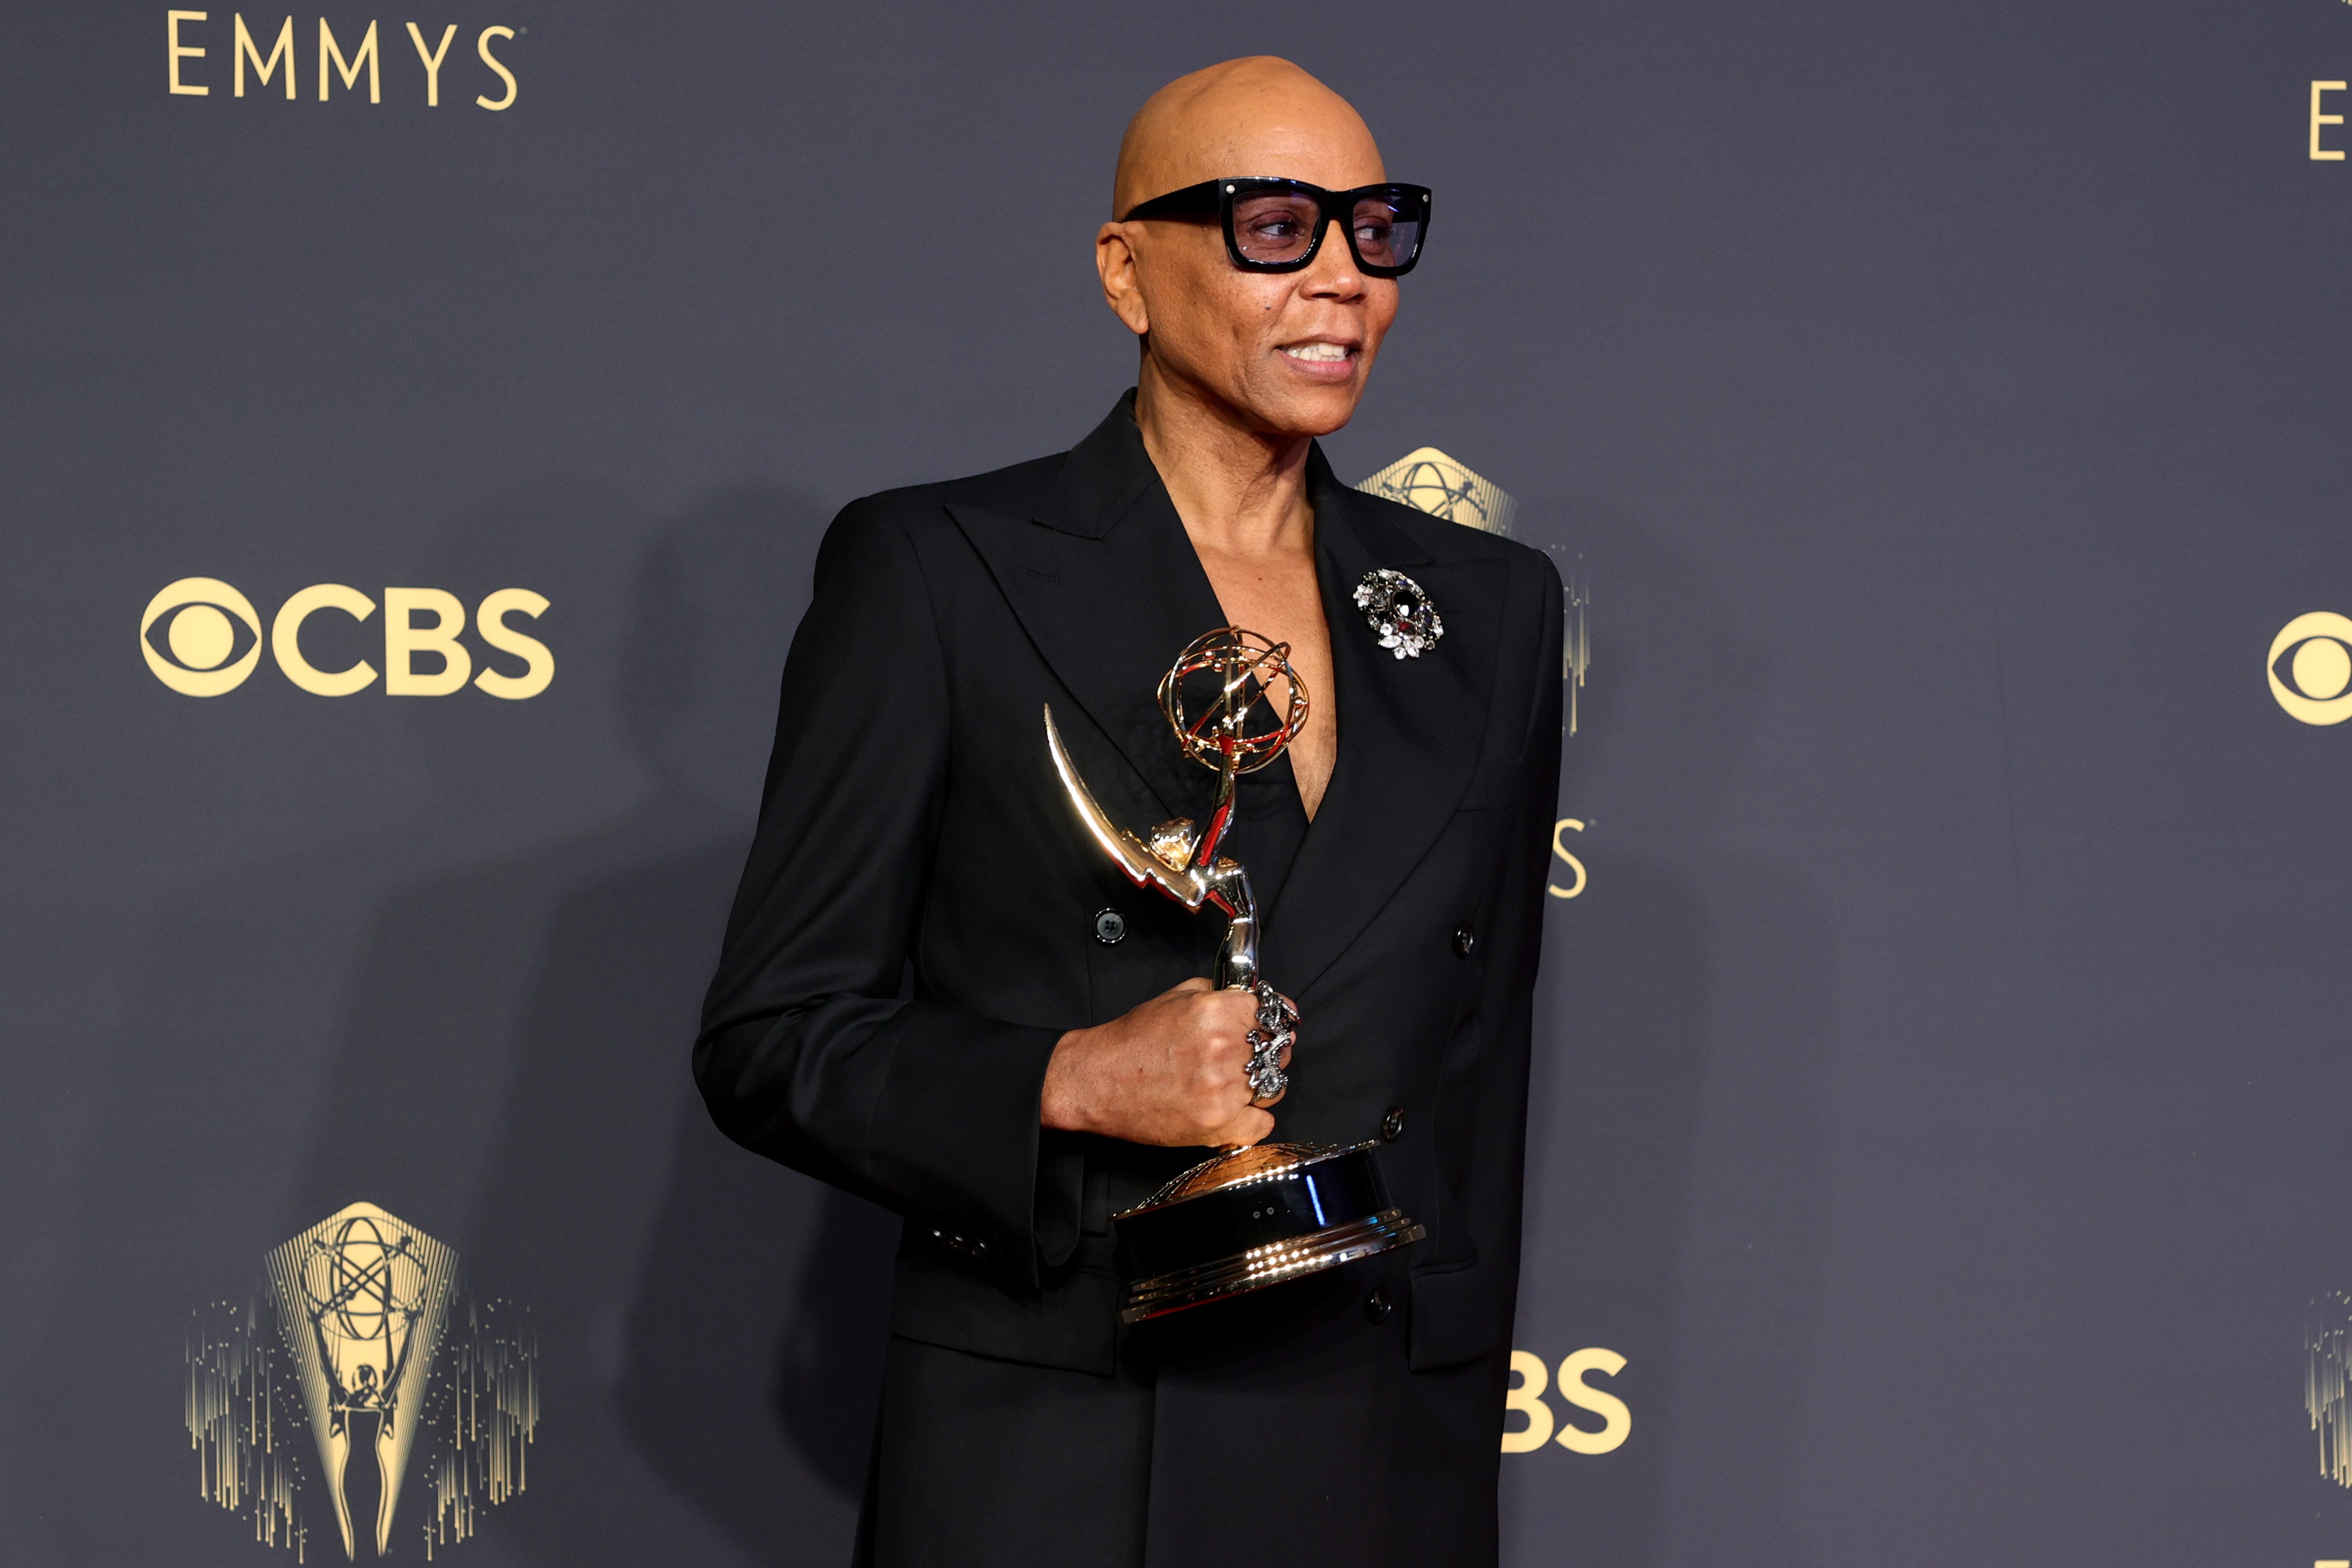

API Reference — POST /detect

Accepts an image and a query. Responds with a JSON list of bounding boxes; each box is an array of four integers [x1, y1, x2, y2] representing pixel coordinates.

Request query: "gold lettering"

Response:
[[271, 584, 379, 696], [475, 25, 517, 111], [405, 22, 458, 107], [168, 11, 210, 95], [233, 15, 294, 99], [1554, 1348, 1631, 1455], [1548, 817, 1587, 899], [384, 587, 471, 695], [2316, 82, 2347, 161], [318, 17, 380, 103], [1500, 1350, 1554, 1453], [473, 588, 554, 699]]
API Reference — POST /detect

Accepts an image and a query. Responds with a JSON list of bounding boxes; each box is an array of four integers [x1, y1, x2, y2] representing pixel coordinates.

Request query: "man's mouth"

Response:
[[1280, 342, 1354, 363]]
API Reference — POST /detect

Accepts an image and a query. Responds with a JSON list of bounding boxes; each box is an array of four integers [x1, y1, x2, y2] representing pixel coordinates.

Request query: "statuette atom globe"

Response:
[[1156, 628, 1308, 776]]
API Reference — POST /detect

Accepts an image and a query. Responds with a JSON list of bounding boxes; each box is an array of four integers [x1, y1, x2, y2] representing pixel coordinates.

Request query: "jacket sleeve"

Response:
[[1464, 551, 1565, 1352], [694, 499, 1074, 1288]]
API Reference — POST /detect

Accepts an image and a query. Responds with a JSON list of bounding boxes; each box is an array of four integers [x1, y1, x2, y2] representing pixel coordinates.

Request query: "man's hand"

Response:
[[1040, 977, 1292, 1147]]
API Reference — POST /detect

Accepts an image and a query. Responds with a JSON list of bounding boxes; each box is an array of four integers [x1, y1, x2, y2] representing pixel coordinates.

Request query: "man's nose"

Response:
[[1300, 222, 1367, 298]]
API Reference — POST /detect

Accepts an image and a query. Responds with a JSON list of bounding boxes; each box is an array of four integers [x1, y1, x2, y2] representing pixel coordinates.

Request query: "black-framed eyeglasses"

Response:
[[1120, 178, 1431, 277]]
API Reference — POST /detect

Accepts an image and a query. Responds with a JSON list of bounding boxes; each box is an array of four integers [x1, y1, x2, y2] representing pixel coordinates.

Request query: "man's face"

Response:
[[1103, 108, 1399, 439]]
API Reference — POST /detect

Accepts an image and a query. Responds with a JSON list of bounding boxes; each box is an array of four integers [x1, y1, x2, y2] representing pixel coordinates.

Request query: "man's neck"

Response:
[[1134, 361, 1315, 557]]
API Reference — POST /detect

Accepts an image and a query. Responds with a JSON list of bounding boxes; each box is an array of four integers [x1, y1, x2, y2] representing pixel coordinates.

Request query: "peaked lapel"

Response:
[[1264, 449, 1504, 1002], [947, 397, 1230, 822]]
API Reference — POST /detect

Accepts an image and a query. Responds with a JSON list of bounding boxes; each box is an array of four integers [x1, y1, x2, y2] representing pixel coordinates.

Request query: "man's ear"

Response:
[[1096, 223, 1150, 338]]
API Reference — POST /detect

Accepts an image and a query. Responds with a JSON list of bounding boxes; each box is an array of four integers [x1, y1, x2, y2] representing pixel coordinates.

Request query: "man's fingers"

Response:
[[1207, 988, 1258, 1019], [1102, 976, 1295, 1147], [1216, 1108, 1275, 1146]]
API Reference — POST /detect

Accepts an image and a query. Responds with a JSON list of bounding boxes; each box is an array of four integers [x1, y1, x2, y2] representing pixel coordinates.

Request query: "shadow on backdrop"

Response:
[[278, 483, 901, 1566], [1510, 497, 1835, 1568], [7, 478, 894, 1568], [7, 482, 745, 1562]]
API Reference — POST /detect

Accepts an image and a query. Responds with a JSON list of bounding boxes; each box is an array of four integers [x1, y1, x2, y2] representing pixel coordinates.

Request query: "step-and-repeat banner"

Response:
[[6, 3, 2352, 1564]]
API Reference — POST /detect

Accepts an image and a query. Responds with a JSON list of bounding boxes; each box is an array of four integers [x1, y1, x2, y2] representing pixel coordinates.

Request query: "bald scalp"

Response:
[[1112, 57, 1383, 217]]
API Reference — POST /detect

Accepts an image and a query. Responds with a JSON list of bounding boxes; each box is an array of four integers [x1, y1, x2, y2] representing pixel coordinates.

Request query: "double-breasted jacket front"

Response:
[[698, 397, 1563, 1566]]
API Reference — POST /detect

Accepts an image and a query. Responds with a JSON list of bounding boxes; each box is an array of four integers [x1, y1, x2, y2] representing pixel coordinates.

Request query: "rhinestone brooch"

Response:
[[1352, 568, 1444, 660]]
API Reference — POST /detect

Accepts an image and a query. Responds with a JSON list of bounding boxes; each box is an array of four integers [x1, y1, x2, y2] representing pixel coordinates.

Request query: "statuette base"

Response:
[[1114, 1141, 1425, 1323]]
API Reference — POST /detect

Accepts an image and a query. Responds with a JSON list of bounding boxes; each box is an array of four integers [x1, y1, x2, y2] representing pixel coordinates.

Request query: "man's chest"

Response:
[[1187, 547, 1337, 820]]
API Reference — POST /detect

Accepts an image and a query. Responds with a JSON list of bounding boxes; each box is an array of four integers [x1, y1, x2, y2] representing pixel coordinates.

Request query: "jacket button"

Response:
[[1452, 922, 1476, 958], [1364, 1286, 1393, 1324], [1381, 1107, 1405, 1141], [1093, 909, 1126, 945]]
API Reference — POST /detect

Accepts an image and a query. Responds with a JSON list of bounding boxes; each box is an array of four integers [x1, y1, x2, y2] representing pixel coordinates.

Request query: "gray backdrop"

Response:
[[8, 1, 2352, 1563]]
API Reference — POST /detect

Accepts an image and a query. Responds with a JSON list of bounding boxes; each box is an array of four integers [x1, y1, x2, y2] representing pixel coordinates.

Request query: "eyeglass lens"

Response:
[[1231, 189, 1421, 270]]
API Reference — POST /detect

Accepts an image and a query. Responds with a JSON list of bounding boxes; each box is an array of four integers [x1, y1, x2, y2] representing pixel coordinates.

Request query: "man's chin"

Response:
[[1241, 378, 1369, 441]]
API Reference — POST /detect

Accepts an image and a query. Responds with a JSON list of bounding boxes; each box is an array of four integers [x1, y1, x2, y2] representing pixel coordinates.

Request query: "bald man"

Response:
[[699, 58, 1562, 1566]]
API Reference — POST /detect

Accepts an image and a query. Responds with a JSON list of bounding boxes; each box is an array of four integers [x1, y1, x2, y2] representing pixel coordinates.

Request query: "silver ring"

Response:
[[1244, 982, 1296, 1105]]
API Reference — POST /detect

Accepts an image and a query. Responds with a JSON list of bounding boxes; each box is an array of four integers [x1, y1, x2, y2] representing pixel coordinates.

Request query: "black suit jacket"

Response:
[[698, 396, 1561, 1388]]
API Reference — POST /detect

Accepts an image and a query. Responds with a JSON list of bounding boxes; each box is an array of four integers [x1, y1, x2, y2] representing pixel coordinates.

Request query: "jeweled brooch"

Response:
[[1353, 568, 1444, 659]]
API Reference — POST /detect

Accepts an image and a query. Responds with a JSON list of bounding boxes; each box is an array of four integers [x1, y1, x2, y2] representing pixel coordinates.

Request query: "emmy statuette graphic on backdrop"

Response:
[[1356, 446, 1517, 539], [186, 1201, 537, 1560], [1044, 628, 1425, 1323]]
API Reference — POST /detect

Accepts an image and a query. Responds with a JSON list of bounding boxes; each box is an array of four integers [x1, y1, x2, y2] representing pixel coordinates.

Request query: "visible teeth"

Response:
[[1283, 342, 1349, 362]]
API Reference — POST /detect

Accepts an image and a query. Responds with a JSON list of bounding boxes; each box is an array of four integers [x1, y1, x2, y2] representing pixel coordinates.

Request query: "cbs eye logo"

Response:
[[141, 578, 552, 699], [2269, 612, 2352, 726]]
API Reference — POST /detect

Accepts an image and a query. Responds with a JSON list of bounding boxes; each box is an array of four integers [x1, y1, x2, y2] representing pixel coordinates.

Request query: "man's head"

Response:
[[1098, 58, 1404, 442]]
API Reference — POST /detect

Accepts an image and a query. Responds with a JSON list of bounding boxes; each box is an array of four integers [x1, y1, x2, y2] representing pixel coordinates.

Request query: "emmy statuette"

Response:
[[1044, 629, 1425, 1323]]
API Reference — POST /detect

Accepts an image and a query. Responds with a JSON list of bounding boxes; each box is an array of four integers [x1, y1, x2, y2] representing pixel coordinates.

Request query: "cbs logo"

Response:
[[1501, 1347, 1630, 1456], [140, 578, 552, 699], [2269, 612, 2352, 725]]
